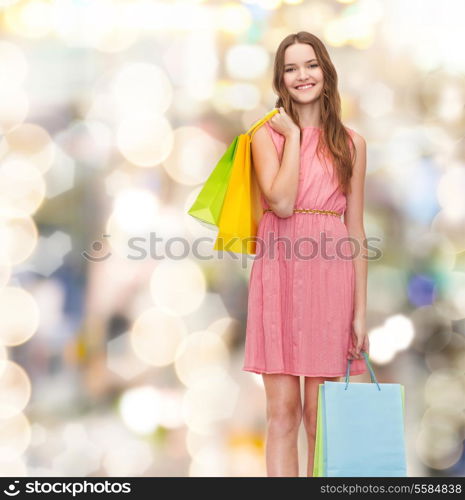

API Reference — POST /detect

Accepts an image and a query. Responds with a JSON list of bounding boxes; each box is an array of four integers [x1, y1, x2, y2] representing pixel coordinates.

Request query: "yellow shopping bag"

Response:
[[212, 108, 278, 255]]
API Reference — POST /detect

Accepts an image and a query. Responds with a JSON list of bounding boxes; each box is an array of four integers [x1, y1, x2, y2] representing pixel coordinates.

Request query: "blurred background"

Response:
[[0, 0, 464, 477]]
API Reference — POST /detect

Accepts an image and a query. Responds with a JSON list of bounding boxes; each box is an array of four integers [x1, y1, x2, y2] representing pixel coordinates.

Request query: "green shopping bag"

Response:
[[313, 351, 407, 477], [188, 136, 239, 226]]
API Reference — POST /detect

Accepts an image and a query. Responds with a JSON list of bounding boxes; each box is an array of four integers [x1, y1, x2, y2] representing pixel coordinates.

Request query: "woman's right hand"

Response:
[[268, 107, 300, 138]]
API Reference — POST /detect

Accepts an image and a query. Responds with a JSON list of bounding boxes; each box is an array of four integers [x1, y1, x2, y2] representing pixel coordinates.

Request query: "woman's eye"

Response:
[[285, 64, 318, 72]]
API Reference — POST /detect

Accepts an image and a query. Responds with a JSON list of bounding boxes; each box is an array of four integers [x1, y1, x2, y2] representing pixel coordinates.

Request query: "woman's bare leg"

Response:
[[303, 376, 340, 477], [262, 373, 302, 477]]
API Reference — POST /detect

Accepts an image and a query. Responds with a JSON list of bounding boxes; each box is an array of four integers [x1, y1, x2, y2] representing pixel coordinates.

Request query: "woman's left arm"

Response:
[[344, 131, 369, 360]]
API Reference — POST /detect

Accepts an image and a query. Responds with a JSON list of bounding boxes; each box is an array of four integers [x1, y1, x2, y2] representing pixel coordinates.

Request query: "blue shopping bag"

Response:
[[313, 351, 407, 477]]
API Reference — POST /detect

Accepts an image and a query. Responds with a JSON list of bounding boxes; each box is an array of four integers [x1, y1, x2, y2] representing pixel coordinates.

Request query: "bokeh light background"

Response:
[[0, 0, 464, 477]]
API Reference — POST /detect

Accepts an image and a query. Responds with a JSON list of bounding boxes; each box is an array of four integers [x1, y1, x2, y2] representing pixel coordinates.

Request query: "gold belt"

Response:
[[263, 208, 342, 217]]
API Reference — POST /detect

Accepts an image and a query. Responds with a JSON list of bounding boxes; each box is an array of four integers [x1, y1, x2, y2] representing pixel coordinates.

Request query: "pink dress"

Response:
[[243, 121, 367, 377]]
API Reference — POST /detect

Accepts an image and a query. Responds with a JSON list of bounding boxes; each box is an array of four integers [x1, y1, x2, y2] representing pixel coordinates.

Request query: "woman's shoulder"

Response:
[[344, 126, 366, 154], [345, 126, 365, 142], [250, 119, 285, 161], [253, 120, 285, 145]]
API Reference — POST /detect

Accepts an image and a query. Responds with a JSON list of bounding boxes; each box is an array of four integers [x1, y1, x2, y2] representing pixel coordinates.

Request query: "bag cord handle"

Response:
[[344, 351, 381, 391], [247, 108, 279, 140]]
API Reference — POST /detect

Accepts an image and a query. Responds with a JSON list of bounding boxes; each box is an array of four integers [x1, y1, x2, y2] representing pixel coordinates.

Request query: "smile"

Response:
[[295, 83, 316, 91]]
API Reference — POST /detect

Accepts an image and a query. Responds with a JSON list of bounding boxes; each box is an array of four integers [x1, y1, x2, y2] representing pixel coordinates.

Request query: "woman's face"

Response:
[[283, 43, 324, 103]]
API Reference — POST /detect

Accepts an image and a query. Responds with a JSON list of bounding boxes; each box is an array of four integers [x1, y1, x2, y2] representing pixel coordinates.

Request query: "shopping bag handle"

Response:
[[344, 351, 381, 391], [247, 108, 279, 140]]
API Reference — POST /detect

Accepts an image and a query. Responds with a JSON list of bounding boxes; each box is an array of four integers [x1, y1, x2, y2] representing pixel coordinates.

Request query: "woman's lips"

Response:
[[295, 83, 316, 91]]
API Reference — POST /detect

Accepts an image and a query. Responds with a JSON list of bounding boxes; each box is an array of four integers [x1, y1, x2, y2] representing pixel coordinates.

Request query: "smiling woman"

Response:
[[242, 31, 369, 478]]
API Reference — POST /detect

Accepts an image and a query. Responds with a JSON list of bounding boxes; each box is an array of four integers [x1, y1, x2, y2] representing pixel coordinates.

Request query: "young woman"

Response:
[[242, 32, 370, 477]]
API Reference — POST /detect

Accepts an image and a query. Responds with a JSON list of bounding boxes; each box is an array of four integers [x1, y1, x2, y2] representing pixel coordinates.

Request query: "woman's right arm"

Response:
[[251, 125, 301, 218]]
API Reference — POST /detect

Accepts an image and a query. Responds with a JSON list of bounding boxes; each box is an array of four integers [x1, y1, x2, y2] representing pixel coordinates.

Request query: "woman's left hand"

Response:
[[347, 316, 369, 360]]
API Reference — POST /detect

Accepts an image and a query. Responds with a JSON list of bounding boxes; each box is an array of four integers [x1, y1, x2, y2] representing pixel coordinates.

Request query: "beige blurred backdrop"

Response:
[[0, 0, 464, 477]]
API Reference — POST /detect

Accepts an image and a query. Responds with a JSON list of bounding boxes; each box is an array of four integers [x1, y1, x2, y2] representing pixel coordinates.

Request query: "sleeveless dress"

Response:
[[243, 121, 367, 377]]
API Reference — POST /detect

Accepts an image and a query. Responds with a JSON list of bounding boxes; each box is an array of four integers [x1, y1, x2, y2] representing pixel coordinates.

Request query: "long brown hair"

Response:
[[272, 31, 356, 195]]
